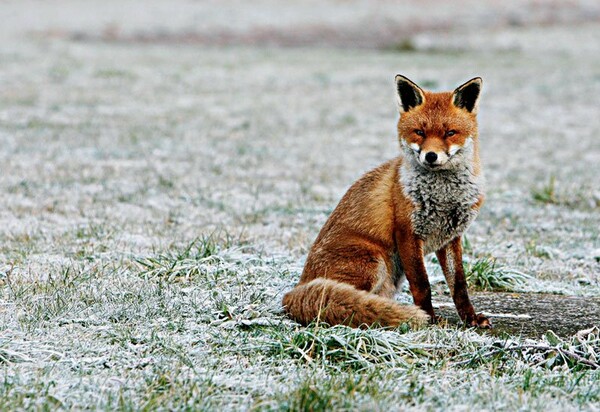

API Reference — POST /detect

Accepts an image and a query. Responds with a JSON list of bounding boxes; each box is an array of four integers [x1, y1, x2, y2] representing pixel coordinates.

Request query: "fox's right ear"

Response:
[[395, 75, 425, 113]]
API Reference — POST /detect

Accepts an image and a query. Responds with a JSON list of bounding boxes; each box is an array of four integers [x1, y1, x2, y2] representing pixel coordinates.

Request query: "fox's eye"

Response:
[[445, 130, 457, 137], [414, 129, 425, 137]]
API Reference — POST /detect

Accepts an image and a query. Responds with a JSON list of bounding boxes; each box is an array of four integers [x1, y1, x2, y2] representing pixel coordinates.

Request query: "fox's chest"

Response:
[[401, 166, 481, 255]]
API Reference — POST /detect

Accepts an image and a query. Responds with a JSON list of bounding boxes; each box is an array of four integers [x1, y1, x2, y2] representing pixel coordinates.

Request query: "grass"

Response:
[[2, 240, 598, 410], [135, 235, 225, 281], [1, 12, 599, 410], [465, 256, 532, 292], [525, 239, 556, 259], [531, 175, 600, 210], [531, 175, 557, 205], [259, 324, 600, 410]]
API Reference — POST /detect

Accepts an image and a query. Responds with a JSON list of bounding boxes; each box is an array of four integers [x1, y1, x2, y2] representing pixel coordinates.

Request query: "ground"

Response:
[[0, 1, 599, 410]]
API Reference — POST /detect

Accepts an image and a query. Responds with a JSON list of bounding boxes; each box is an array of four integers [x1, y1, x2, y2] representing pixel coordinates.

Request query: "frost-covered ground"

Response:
[[0, 1, 599, 410]]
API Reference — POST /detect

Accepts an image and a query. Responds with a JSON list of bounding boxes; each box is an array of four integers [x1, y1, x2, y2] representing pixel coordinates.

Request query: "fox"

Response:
[[282, 75, 492, 329]]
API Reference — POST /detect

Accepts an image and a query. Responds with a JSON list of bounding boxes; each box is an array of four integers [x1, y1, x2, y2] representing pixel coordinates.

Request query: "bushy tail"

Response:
[[282, 278, 429, 328]]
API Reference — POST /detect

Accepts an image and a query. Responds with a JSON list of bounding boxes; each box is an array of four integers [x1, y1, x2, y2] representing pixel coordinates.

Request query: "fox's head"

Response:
[[395, 75, 482, 172]]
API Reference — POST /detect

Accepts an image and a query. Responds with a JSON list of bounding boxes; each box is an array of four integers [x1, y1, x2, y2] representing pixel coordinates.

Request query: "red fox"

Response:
[[283, 75, 492, 329]]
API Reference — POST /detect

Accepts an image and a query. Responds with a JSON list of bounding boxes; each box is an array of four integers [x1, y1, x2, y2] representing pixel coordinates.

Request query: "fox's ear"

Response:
[[395, 75, 425, 113], [453, 77, 482, 113]]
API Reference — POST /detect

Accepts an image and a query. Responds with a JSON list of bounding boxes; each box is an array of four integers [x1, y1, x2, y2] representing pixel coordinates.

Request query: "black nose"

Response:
[[425, 152, 438, 163]]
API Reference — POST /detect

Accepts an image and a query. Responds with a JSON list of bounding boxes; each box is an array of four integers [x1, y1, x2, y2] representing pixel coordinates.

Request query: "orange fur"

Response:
[[283, 76, 490, 329]]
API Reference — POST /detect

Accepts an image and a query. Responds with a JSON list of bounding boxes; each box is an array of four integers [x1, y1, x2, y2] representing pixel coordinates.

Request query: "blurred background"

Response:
[[0, 1, 598, 285], [1, 0, 599, 50]]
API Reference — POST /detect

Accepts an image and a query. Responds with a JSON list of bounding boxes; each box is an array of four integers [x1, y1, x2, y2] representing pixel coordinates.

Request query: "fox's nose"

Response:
[[425, 152, 438, 164]]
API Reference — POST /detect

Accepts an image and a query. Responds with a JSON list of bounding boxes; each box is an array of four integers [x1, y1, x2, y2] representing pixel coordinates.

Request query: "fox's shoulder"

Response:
[[322, 158, 403, 234]]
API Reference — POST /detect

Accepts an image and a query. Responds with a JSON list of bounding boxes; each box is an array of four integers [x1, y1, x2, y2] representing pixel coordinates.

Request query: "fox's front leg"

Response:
[[436, 237, 492, 328], [397, 234, 436, 321]]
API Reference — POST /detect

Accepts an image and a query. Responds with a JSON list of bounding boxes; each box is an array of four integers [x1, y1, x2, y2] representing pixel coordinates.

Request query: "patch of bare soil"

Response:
[[435, 292, 600, 338]]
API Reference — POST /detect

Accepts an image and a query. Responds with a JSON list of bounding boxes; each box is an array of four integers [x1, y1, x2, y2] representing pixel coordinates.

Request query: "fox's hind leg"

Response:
[[301, 243, 396, 296], [436, 237, 492, 328]]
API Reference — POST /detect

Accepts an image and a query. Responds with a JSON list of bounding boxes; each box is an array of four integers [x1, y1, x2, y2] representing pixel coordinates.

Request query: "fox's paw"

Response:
[[468, 313, 492, 329]]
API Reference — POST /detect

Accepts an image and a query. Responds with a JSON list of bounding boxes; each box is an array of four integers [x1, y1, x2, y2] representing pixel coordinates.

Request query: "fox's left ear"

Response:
[[452, 77, 482, 113]]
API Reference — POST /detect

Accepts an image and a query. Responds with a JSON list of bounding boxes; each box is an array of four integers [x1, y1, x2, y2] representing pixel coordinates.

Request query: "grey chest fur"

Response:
[[400, 163, 482, 254]]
